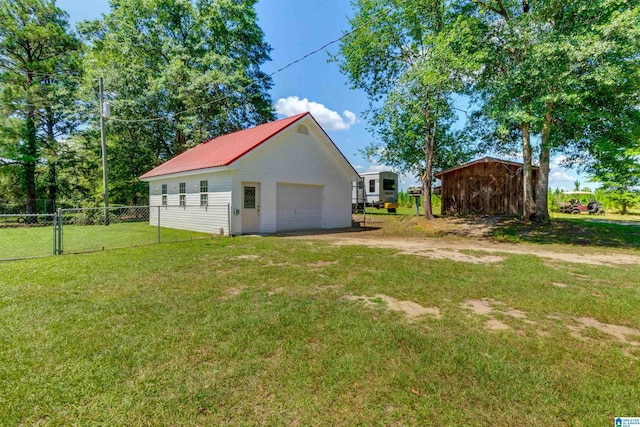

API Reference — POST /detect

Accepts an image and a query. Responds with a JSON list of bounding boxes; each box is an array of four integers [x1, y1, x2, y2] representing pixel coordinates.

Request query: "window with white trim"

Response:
[[162, 195, 167, 206], [200, 180, 208, 193], [178, 182, 186, 206], [200, 194, 208, 206]]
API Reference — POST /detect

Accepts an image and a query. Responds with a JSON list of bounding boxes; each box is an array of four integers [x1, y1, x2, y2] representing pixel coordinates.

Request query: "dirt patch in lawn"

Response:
[[395, 247, 505, 264], [284, 232, 640, 266], [281, 215, 640, 265], [221, 286, 245, 299], [344, 294, 441, 320], [462, 298, 495, 316], [485, 319, 512, 331], [306, 260, 339, 267], [461, 299, 541, 333], [462, 299, 640, 355], [235, 254, 260, 260], [567, 317, 640, 346]]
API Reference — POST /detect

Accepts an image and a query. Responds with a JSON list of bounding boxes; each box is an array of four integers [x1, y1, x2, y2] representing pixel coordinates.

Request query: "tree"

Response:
[[79, 0, 275, 205], [338, 0, 476, 219], [0, 0, 81, 214], [462, 0, 540, 218], [463, 0, 640, 221], [589, 142, 640, 214]]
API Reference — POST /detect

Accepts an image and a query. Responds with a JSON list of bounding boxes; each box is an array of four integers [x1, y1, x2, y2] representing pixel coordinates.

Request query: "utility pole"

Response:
[[99, 77, 110, 225]]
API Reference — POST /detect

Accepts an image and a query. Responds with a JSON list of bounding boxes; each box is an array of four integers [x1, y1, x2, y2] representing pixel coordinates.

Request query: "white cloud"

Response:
[[275, 96, 357, 131], [550, 171, 575, 181], [342, 110, 357, 126], [366, 164, 392, 173], [550, 155, 567, 169]]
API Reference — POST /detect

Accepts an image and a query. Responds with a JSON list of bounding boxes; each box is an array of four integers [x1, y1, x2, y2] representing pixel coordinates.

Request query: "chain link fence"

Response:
[[0, 214, 57, 260], [0, 205, 229, 260], [1, 199, 69, 215]]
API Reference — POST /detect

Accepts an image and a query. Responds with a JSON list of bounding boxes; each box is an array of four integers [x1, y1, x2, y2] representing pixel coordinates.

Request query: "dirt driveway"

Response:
[[282, 215, 640, 266]]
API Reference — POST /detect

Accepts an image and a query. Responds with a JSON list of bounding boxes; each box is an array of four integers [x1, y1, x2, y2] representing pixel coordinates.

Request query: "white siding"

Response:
[[147, 171, 232, 235], [150, 205, 230, 235], [232, 117, 355, 234], [143, 116, 357, 236]]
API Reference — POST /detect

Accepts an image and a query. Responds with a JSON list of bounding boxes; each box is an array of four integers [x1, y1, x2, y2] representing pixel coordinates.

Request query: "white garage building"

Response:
[[139, 112, 359, 235]]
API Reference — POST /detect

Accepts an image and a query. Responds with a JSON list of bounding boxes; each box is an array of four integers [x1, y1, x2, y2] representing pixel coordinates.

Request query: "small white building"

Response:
[[140, 112, 360, 235]]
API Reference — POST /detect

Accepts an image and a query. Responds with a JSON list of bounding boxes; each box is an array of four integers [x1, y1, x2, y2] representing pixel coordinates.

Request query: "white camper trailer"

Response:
[[353, 171, 399, 213]]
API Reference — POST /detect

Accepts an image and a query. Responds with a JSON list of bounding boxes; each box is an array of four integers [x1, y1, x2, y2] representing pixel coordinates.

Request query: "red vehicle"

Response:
[[558, 192, 605, 215]]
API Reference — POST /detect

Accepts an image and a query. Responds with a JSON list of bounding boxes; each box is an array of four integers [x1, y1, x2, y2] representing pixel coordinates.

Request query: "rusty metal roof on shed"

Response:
[[434, 156, 538, 179]]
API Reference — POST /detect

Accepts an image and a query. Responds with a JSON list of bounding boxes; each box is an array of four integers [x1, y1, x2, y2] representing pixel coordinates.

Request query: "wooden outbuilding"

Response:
[[434, 157, 539, 216]]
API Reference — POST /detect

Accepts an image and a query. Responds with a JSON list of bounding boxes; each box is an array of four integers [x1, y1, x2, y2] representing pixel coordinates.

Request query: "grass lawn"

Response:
[[1, 234, 639, 425], [0, 222, 212, 260]]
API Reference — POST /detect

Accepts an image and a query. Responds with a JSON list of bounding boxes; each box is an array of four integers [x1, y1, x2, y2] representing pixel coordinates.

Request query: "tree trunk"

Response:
[[521, 122, 535, 219], [24, 107, 38, 219], [46, 115, 57, 214], [423, 149, 435, 220], [621, 199, 628, 215], [533, 103, 552, 222], [423, 101, 435, 220], [47, 161, 57, 214]]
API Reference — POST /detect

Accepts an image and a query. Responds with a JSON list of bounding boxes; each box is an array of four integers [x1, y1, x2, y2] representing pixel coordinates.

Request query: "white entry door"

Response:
[[242, 183, 260, 234]]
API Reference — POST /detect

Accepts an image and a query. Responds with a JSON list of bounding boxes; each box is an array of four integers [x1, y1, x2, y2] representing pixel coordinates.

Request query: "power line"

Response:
[[108, 0, 406, 124], [0, 67, 84, 80], [0, 0, 406, 122]]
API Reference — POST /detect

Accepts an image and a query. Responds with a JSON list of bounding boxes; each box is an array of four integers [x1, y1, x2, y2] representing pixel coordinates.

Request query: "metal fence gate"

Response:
[[0, 205, 230, 261]]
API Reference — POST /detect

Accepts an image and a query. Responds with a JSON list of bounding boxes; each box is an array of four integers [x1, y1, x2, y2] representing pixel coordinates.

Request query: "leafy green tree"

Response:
[[462, 0, 539, 218], [463, 0, 639, 221], [338, 0, 476, 219], [0, 0, 81, 214], [589, 145, 640, 214], [79, 0, 275, 204]]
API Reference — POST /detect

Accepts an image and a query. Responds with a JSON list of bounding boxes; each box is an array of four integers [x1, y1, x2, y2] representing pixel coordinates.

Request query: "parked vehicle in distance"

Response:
[[353, 171, 399, 213], [558, 191, 605, 215]]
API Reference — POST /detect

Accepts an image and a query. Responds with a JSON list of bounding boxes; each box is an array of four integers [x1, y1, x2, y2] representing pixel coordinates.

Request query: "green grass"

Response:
[[492, 217, 640, 249], [0, 222, 212, 259], [1, 237, 639, 425]]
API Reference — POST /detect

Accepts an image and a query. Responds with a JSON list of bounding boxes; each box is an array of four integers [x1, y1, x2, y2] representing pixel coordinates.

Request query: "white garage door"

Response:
[[276, 184, 323, 231]]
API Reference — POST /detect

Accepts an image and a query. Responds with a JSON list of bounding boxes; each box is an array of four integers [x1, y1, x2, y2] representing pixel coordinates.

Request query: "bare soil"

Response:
[[343, 294, 441, 320], [281, 215, 640, 266]]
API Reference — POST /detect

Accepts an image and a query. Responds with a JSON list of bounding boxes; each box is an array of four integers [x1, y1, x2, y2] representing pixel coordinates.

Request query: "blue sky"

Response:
[[57, 0, 591, 191]]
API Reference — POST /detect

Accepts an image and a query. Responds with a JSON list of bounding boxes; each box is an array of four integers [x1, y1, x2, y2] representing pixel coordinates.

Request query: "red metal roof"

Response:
[[140, 112, 309, 179]]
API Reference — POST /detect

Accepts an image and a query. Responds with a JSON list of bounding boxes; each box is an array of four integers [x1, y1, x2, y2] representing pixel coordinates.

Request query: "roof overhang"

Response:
[[139, 165, 234, 182]]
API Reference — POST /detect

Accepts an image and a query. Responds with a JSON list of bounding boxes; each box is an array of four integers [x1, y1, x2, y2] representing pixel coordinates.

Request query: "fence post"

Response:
[[53, 212, 57, 255], [157, 206, 161, 244], [55, 208, 63, 255]]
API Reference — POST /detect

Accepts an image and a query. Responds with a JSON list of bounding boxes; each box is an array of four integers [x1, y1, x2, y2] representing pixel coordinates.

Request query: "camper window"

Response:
[[383, 179, 396, 191], [369, 180, 375, 193]]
